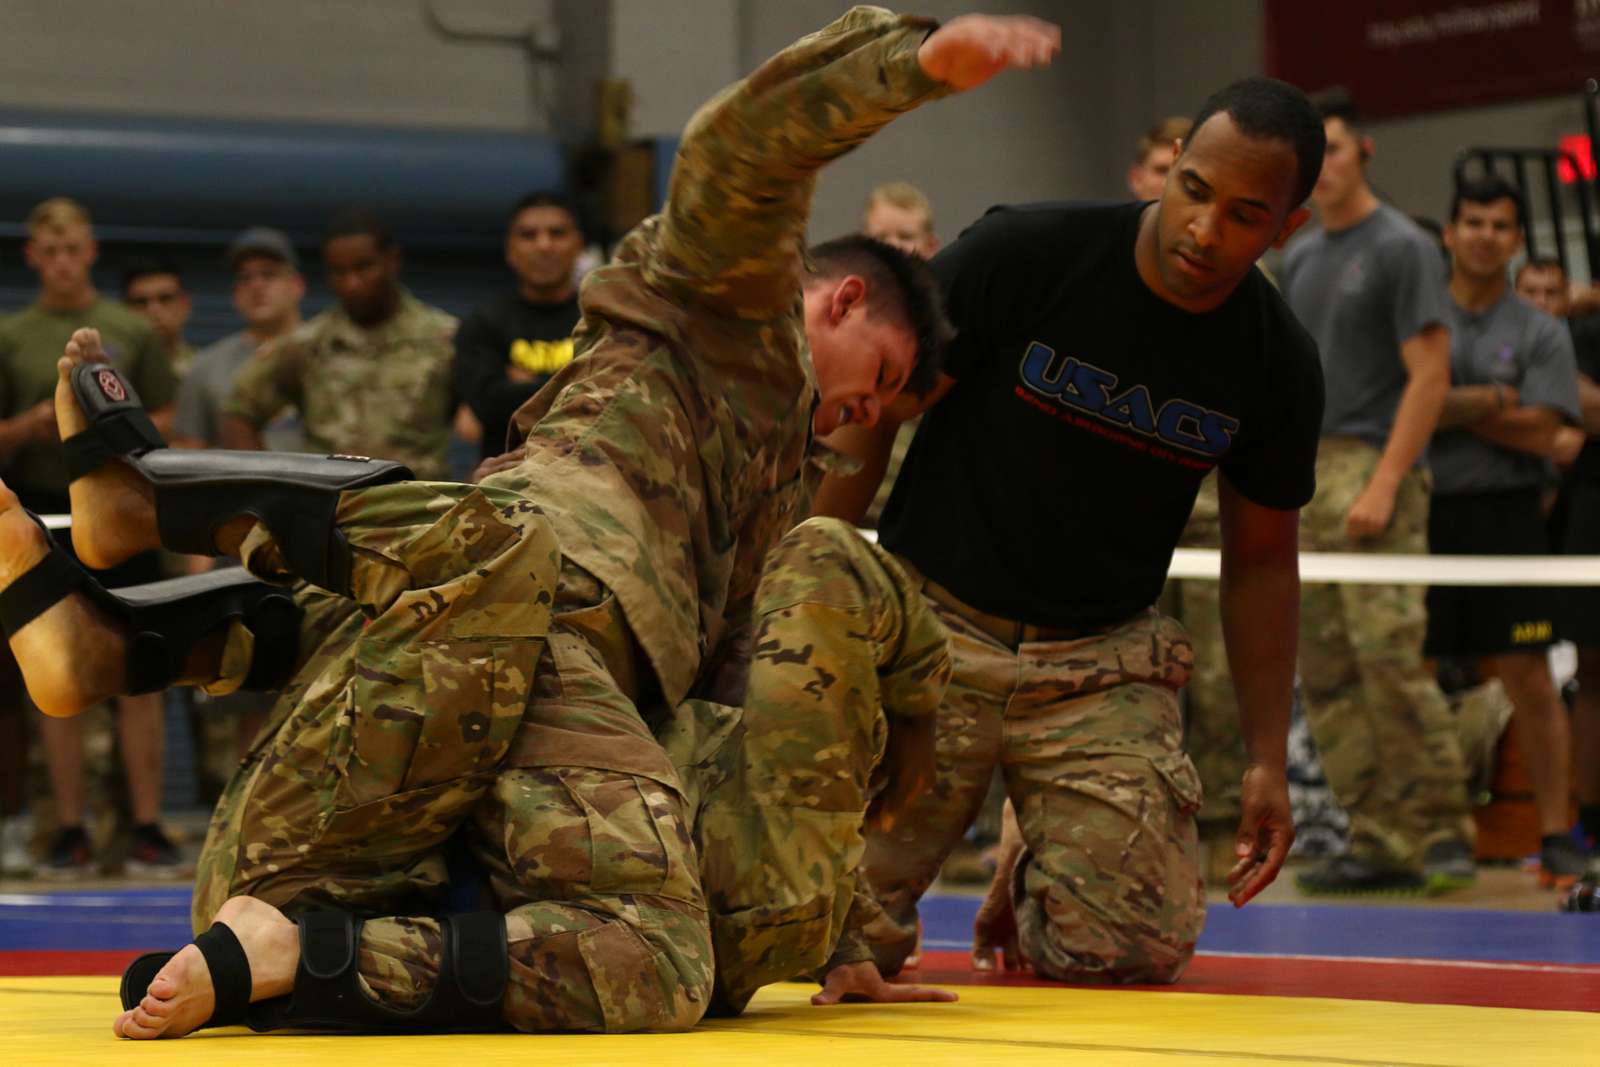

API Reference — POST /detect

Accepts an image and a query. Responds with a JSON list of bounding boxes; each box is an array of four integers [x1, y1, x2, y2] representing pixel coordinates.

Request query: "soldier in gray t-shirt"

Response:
[[1425, 176, 1587, 886], [1279, 88, 1472, 897]]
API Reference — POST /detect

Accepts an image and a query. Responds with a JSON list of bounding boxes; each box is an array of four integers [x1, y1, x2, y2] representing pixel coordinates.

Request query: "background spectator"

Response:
[[121, 258, 195, 379], [1126, 116, 1192, 201], [1520, 258, 1600, 866], [1429, 176, 1584, 887], [1281, 88, 1473, 896], [0, 197, 182, 879], [171, 228, 305, 452], [221, 208, 457, 480], [861, 180, 940, 259], [453, 191, 583, 462]]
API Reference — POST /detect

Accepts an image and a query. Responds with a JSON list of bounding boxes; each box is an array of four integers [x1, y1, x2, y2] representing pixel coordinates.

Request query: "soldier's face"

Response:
[[234, 255, 305, 331], [1445, 198, 1522, 283], [1516, 265, 1569, 317], [863, 202, 937, 258], [26, 223, 97, 299], [804, 275, 916, 436], [325, 234, 401, 325], [124, 272, 191, 342], [506, 205, 584, 296]]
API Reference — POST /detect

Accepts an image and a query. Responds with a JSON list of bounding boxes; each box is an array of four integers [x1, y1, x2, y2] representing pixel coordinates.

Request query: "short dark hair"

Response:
[[1450, 173, 1525, 228], [323, 207, 393, 250], [509, 189, 583, 235], [1186, 77, 1327, 207], [1515, 256, 1565, 285], [806, 234, 955, 398], [1309, 85, 1363, 132], [120, 256, 183, 296]]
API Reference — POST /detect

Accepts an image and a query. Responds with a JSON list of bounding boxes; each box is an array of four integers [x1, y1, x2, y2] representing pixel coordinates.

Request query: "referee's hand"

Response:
[[1228, 764, 1294, 907]]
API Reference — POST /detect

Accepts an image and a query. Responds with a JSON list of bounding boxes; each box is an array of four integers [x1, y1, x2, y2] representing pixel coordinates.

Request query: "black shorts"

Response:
[[1424, 488, 1561, 658], [1560, 481, 1600, 647]]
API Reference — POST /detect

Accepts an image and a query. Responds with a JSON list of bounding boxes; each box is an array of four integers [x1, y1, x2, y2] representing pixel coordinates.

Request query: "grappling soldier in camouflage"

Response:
[[0, 7, 1057, 1039]]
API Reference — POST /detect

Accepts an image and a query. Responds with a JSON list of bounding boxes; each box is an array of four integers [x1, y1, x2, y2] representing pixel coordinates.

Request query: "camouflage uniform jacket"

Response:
[[224, 287, 458, 479], [496, 6, 947, 707]]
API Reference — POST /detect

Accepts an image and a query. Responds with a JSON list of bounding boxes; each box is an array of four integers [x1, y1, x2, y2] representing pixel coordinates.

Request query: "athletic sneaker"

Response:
[[1538, 834, 1589, 890], [0, 815, 34, 877], [37, 825, 93, 880], [1422, 838, 1477, 893], [1295, 854, 1425, 896], [124, 823, 188, 879], [1560, 858, 1600, 912]]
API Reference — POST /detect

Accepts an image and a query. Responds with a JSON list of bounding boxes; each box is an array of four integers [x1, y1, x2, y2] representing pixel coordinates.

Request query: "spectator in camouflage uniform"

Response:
[[221, 210, 458, 480], [0, 9, 1057, 1040]]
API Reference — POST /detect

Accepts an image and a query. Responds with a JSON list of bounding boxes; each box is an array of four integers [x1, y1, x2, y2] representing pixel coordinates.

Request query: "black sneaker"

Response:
[[1422, 839, 1477, 894], [1296, 854, 1425, 896], [1539, 834, 1589, 890], [124, 823, 188, 879], [37, 825, 93, 881], [1560, 858, 1600, 912]]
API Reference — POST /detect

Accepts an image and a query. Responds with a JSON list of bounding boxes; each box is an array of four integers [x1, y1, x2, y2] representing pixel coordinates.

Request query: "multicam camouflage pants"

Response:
[[1298, 437, 1472, 868], [661, 517, 951, 1015], [1163, 474, 1247, 826], [192, 480, 711, 1033], [863, 571, 1205, 984]]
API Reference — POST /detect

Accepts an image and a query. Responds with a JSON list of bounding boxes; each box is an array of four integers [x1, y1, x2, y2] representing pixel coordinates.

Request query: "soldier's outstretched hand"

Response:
[[811, 961, 958, 1006], [918, 14, 1060, 91]]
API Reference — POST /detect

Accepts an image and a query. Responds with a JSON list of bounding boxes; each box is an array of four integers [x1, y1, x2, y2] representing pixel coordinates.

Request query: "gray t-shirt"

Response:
[[174, 331, 303, 451], [1430, 291, 1579, 496], [1282, 203, 1451, 445]]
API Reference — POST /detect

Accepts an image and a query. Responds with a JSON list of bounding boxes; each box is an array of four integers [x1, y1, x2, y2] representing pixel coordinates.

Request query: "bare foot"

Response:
[[0, 480, 127, 717], [114, 895, 300, 1040], [56, 328, 160, 570]]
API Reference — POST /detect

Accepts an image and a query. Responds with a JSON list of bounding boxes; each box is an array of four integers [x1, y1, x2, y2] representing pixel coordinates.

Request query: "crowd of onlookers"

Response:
[[0, 81, 1597, 901], [0, 190, 589, 879]]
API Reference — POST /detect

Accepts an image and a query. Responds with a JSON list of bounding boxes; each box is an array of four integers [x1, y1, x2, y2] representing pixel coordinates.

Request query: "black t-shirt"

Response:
[[879, 201, 1325, 627], [452, 291, 581, 459], [1569, 315, 1600, 486]]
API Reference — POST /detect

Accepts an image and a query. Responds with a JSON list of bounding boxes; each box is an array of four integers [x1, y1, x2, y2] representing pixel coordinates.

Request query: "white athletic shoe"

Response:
[[0, 814, 35, 877]]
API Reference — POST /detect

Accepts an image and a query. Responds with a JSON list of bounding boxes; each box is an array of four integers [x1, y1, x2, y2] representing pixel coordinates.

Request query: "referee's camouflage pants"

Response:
[[1161, 474, 1248, 827], [1298, 437, 1473, 869], [863, 569, 1205, 984], [192, 479, 712, 1033]]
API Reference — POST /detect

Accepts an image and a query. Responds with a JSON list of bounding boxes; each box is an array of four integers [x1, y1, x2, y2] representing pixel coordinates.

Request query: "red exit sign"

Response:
[[1560, 134, 1596, 183]]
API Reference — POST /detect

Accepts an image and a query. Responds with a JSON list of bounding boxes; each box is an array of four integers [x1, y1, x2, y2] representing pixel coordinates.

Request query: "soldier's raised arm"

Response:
[[651, 7, 1058, 318]]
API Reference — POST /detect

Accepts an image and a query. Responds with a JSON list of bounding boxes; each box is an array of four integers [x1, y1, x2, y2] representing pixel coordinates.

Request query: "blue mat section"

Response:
[[0, 888, 192, 950], [4, 887, 1599, 964], [913, 894, 1600, 965]]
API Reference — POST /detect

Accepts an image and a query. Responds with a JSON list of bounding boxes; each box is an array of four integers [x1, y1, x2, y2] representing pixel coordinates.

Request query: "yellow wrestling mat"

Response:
[[3, 977, 1592, 1066]]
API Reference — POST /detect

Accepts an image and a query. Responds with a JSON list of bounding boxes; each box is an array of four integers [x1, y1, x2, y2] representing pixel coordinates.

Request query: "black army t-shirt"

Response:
[[880, 201, 1324, 628], [452, 292, 580, 459]]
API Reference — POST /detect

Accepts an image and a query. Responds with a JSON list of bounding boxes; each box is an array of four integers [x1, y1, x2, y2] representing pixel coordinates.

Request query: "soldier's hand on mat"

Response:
[[812, 961, 958, 1005], [917, 14, 1060, 92], [1227, 764, 1294, 907], [868, 713, 937, 832], [1343, 477, 1397, 542]]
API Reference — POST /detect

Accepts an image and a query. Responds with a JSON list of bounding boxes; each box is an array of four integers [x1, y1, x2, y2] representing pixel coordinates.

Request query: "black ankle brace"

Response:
[[248, 912, 508, 1033]]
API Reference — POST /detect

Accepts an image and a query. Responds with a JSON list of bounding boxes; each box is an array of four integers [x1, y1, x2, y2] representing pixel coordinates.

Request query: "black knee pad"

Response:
[[248, 912, 508, 1033], [113, 568, 301, 694]]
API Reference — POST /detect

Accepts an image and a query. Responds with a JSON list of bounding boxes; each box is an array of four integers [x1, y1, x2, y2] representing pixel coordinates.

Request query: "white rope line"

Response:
[[853, 527, 1600, 587], [35, 516, 1600, 587]]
